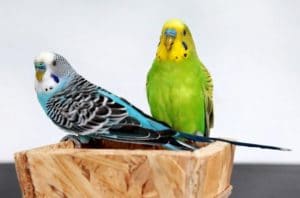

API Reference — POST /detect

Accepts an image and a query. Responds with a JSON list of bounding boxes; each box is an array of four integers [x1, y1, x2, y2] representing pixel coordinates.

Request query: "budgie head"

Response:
[[156, 19, 197, 62], [34, 52, 76, 105]]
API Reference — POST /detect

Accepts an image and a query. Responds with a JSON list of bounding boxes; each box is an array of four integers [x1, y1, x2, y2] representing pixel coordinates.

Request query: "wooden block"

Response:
[[15, 140, 235, 198]]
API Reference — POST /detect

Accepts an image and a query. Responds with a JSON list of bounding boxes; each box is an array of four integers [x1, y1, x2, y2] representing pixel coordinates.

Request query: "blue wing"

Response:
[[46, 76, 169, 136], [98, 89, 169, 130]]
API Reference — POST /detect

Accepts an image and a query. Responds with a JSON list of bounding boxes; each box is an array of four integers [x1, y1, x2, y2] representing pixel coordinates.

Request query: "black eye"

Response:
[[183, 30, 186, 36], [52, 60, 57, 66]]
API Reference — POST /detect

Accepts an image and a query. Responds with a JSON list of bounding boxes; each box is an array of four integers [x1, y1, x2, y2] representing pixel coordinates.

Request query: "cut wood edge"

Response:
[[216, 185, 233, 198], [19, 140, 233, 157], [14, 152, 34, 198]]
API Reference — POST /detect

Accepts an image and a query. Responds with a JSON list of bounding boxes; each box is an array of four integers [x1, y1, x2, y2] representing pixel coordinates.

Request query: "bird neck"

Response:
[[153, 52, 199, 71]]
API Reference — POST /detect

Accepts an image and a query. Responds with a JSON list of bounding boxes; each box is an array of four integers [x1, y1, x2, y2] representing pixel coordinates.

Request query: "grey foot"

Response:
[[60, 134, 91, 148]]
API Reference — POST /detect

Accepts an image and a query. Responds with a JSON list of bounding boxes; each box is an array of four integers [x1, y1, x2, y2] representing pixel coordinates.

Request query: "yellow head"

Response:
[[155, 19, 197, 62]]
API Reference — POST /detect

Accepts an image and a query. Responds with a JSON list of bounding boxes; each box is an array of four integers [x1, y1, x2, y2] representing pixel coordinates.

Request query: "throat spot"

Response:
[[45, 86, 54, 92], [182, 41, 188, 50]]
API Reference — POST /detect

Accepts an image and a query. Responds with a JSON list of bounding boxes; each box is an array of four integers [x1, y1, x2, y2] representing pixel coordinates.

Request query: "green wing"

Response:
[[202, 65, 214, 137]]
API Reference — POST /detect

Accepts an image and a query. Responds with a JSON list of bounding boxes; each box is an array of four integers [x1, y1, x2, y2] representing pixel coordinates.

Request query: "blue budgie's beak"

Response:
[[35, 62, 46, 82], [164, 29, 177, 50]]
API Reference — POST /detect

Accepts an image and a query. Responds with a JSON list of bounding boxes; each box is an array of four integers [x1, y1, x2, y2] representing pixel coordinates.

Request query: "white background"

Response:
[[0, 0, 299, 163]]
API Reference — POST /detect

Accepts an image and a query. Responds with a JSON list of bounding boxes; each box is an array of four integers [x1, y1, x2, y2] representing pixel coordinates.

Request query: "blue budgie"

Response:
[[34, 52, 289, 151]]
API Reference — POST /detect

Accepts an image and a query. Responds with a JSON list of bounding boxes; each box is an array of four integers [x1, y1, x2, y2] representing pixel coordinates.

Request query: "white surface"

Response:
[[0, 0, 299, 163]]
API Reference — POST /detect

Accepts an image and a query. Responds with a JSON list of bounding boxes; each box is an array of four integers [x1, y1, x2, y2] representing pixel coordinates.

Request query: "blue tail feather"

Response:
[[175, 131, 290, 151]]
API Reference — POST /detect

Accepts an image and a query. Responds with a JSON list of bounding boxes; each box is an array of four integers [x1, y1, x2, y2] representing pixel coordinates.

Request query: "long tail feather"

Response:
[[208, 137, 291, 151], [176, 132, 291, 151]]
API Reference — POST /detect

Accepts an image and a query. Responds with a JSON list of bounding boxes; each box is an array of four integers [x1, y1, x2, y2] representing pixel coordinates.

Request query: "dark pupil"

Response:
[[183, 30, 186, 36], [52, 60, 57, 66]]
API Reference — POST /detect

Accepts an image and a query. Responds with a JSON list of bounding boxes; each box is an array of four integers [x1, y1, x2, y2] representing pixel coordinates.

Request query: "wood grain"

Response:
[[15, 140, 235, 198]]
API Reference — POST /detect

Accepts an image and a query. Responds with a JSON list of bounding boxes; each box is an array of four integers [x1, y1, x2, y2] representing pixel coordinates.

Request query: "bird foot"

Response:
[[60, 134, 92, 148], [195, 131, 205, 136]]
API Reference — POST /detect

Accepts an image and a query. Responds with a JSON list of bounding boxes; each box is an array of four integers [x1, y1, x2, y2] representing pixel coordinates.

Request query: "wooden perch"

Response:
[[15, 140, 235, 198]]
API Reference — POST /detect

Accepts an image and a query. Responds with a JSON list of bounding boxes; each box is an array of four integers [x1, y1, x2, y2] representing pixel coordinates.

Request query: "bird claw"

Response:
[[195, 131, 204, 136], [60, 134, 91, 148]]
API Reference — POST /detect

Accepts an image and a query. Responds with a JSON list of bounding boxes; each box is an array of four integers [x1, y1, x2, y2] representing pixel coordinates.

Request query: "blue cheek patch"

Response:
[[51, 74, 60, 83]]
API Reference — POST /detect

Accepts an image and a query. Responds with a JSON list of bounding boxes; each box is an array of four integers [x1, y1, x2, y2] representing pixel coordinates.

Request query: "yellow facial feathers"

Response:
[[156, 19, 196, 62]]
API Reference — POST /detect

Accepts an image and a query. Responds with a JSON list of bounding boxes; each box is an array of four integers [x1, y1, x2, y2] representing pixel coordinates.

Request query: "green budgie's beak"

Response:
[[165, 36, 175, 51], [164, 29, 176, 51]]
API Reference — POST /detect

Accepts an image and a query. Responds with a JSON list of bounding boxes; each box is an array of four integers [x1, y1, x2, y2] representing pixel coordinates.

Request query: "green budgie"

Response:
[[147, 19, 213, 136]]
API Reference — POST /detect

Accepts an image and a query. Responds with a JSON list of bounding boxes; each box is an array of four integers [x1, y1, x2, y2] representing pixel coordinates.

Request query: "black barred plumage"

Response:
[[46, 75, 140, 135]]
